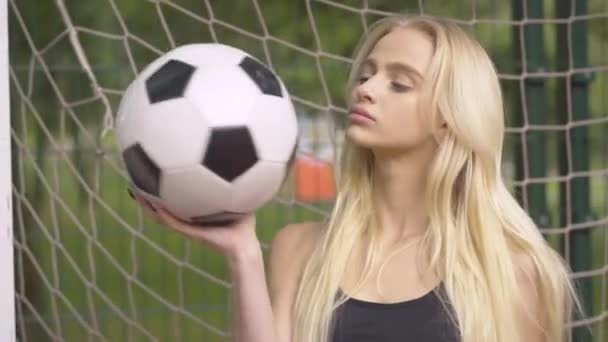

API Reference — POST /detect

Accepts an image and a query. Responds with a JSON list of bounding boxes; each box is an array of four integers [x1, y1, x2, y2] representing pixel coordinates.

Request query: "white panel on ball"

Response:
[[229, 161, 286, 213], [115, 79, 149, 150], [161, 166, 232, 220], [167, 44, 246, 68], [137, 99, 210, 169], [186, 67, 257, 127], [247, 94, 298, 162]]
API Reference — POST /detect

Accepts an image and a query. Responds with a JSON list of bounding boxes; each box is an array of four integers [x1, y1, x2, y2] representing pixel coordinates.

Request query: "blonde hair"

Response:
[[291, 15, 583, 342]]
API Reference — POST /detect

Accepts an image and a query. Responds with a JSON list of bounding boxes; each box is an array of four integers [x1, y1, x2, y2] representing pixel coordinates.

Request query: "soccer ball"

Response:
[[115, 43, 298, 225]]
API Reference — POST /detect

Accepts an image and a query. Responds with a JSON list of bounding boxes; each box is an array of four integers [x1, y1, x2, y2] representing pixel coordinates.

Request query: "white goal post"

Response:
[[0, 0, 15, 340]]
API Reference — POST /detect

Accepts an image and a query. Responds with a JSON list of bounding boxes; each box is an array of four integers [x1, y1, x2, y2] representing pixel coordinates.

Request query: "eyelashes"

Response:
[[390, 82, 411, 92], [357, 75, 412, 93], [357, 76, 369, 84]]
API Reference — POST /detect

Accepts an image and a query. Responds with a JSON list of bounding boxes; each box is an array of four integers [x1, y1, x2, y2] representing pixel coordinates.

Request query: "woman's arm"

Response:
[[228, 240, 276, 342], [130, 194, 278, 342], [130, 193, 320, 342], [229, 221, 321, 342]]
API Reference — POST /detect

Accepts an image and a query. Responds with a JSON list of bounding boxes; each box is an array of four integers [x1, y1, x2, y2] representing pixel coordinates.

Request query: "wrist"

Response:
[[227, 239, 263, 271]]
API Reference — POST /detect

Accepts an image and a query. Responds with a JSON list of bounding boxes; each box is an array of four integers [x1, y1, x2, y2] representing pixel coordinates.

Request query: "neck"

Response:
[[370, 142, 436, 244]]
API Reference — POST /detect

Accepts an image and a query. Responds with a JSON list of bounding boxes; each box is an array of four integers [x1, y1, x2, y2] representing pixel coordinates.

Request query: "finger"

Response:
[[129, 189, 156, 212], [156, 207, 204, 238], [128, 189, 164, 224], [128, 188, 145, 206]]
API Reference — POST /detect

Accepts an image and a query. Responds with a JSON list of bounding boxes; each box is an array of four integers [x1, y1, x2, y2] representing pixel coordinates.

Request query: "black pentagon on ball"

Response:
[[202, 126, 258, 182], [122, 143, 161, 197], [145, 59, 196, 103], [238, 56, 282, 97]]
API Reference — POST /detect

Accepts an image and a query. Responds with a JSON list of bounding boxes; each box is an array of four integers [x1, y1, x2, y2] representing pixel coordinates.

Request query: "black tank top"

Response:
[[331, 284, 460, 342]]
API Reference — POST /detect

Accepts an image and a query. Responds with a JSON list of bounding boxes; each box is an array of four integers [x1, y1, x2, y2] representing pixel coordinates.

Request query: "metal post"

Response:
[[511, 0, 550, 227], [0, 0, 15, 340], [556, 0, 593, 340]]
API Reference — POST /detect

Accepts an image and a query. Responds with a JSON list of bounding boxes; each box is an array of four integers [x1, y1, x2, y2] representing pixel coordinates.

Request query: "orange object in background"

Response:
[[294, 155, 336, 202]]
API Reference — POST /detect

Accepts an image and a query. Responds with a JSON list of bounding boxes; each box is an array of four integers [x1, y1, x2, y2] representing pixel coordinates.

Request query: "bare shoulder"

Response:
[[512, 251, 546, 340], [513, 251, 539, 286], [268, 220, 324, 290], [511, 251, 541, 301], [270, 221, 324, 259]]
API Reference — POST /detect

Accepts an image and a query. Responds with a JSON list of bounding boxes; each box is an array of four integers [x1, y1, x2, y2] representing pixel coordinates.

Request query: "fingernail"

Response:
[[127, 188, 135, 200]]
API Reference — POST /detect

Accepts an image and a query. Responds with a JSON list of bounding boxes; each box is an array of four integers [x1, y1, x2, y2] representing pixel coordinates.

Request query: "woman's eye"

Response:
[[391, 82, 411, 92], [358, 76, 370, 84]]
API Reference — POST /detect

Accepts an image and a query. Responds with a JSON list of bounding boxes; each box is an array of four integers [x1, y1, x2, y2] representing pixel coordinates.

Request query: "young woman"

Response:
[[132, 15, 582, 342]]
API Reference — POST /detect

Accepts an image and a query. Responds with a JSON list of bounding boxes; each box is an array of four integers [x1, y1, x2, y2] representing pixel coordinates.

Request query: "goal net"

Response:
[[6, 0, 607, 341]]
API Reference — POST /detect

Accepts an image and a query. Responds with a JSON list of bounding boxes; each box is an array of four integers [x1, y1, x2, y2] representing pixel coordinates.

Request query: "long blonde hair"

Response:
[[291, 15, 582, 342]]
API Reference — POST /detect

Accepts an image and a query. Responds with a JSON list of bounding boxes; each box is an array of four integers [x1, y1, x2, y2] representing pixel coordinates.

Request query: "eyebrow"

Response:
[[361, 58, 423, 81]]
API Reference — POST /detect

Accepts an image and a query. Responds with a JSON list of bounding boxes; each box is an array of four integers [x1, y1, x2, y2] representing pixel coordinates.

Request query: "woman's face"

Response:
[[346, 27, 440, 153]]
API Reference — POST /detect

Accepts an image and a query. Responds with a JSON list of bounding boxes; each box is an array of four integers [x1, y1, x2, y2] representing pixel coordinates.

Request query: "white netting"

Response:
[[7, 0, 608, 341]]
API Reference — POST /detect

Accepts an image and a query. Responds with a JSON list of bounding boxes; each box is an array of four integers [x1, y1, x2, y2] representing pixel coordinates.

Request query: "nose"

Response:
[[355, 79, 375, 104]]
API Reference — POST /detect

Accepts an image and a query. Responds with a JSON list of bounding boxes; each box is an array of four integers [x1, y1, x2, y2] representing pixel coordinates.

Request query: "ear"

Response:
[[433, 117, 448, 143]]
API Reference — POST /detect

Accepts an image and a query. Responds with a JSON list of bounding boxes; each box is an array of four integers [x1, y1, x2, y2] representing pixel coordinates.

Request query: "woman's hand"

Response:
[[128, 189, 259, 260]]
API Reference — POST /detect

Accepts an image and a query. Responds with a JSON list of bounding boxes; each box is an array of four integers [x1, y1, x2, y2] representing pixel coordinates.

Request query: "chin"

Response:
[[345, 126, 376, 148], [345, 127, 430, 155]]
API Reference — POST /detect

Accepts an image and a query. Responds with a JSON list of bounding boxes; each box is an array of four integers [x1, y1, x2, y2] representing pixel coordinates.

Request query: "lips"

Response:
[[349, 107, 374, 121]]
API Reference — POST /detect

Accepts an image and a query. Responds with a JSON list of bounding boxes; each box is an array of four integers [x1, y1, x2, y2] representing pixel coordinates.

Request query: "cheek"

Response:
[[384, 99, 434, 143], [388, 98, 426, 131]]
